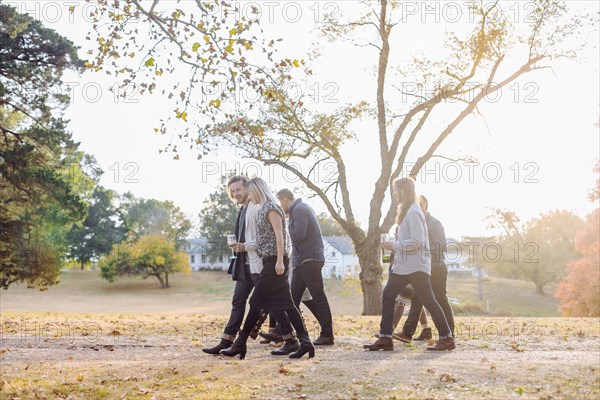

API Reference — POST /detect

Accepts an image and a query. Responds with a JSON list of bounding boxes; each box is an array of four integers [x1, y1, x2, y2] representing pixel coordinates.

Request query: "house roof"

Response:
[[323, 236, 356, 255]]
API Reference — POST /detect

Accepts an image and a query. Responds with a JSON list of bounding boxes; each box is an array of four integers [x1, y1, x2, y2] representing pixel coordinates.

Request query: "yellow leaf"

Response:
[[181, 112, 187, 122], [155, 69, 163, 76], [243, 41, 252, 50], [293, 59, 300, 67], [192, 42, 201, 52], [229, 28, 236, 36], [203, 35, 210, 43], [69, 5, 75, 14], [145, 58, 155, 67], [128, 52, 135, 58]]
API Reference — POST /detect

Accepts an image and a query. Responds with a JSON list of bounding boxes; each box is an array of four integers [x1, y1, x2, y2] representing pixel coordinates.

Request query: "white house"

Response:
[[445, 237, 488, 277], [184, 235, 361, 278], [184, 237, 230, 271], [322, 236, 360, 279]]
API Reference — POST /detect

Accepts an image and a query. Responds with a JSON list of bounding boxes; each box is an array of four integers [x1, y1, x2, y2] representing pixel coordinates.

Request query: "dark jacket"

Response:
[[227, 206, 248, 281], [288, 199, 325, 267], [425, 212, 447, 267]]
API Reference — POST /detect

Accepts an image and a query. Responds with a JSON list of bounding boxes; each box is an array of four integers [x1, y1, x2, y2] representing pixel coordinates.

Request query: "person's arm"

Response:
[[289, 206, 309, 243], [429, 220, 447, 263], [268, 210, 285, 275]]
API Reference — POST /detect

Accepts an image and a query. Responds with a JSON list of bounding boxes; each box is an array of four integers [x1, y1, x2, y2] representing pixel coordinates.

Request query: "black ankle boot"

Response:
[[202, 338, 233, 355], [220, 331, 249, 359], [289, 332, 315, 359], [271, 333, 299, 355]]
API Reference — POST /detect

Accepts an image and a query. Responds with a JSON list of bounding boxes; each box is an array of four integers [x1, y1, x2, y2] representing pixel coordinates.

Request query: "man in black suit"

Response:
[[203, 175, 257, 354]]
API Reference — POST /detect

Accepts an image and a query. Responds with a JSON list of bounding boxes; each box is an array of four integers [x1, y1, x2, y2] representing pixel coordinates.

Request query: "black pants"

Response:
[[242, 304, 308, 337], [403, 265, 455, 337], [268, 300, 318, 329], [223, 265, 259, 336], [380, 272, 451, 338], [290, 260, 333, 337]]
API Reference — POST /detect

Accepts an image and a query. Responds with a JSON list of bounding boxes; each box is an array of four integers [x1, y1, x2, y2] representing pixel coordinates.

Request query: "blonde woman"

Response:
[[364, 177, 454, 351], [221, 178, 315, 359]]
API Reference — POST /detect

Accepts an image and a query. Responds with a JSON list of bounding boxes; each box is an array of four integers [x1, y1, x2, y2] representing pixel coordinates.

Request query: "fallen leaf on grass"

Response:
[[510, 342, 525, 352], [76, 375, 84, 382], [0, 348, 9, 355], [439, 373, 456, 382]]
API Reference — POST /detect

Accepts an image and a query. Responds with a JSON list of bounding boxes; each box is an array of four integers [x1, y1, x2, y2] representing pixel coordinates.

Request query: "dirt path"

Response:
[[1, 314, 598, 399]]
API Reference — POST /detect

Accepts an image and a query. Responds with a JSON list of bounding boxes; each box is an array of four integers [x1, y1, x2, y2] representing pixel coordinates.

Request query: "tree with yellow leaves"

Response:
[[99, 234, 190, 288]]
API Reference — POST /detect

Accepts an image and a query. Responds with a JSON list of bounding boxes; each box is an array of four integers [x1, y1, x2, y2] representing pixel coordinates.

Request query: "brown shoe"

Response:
[[426, 337, 455, 351], [392, 331, 412, 343], [363, 337, 393, 351]]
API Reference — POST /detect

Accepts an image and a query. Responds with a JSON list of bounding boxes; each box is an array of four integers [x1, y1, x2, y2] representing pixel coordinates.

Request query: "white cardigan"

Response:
[[243, 201, 264, 274]]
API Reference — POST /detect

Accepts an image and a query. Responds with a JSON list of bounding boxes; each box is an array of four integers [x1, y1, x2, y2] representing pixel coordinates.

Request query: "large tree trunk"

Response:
[[357, 235, 383, 315], [165, 272, 169, 288]]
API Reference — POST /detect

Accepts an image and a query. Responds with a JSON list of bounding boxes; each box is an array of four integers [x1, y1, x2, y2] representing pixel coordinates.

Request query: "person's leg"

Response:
[[220, 305, 262, 359], [364, 274, 409, 350], [203, 278, 253, 354], [392, 301, 405, 331], [301, 261, 334, 338], [409, 272, 451, 339], [223, 278, 254, 337], [290, 267, 307, 309], [431, 265, 455, 336], [380, 274, 410, 336], [285, 305, 316, 358], [302, 299, 318, 317], [401, 293, 423, 337]]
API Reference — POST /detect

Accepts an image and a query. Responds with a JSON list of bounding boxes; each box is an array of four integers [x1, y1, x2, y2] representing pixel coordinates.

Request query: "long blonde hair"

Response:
[[245, 177, 277, 205], [394, 177, 418, 225]]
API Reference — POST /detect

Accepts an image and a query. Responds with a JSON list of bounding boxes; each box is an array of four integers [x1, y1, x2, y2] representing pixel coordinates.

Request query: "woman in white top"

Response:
[[364, 177, 454, 351]]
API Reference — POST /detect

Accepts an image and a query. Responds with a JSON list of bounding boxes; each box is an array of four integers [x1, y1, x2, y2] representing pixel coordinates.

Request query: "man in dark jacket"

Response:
[[203, 175, 257, 354], [277, 189, 334, 345]]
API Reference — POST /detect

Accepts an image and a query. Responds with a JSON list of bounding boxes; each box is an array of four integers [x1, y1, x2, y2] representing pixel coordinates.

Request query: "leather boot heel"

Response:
[[289, 332, 315, 359], [220, 331, 249, 359]]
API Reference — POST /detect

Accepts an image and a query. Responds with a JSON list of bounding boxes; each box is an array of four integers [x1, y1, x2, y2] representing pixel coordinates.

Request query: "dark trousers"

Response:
[[242, 304, 308, 337], [223, 265, 259, 336], [403, 264, 455, 337], [268, 300, 317, 329], [290, 260, 333, 337], [380, 272, 451, 338]]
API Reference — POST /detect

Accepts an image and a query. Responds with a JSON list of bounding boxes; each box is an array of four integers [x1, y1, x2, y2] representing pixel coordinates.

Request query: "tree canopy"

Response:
[[0, 4, 93, 289]]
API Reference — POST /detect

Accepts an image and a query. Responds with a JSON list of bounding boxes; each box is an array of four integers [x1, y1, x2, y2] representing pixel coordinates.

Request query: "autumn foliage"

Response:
[[555, 208, 600, 317]]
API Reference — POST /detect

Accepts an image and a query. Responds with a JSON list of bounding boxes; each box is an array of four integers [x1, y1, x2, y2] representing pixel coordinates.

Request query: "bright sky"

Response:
[[10, 1, 599, 239]]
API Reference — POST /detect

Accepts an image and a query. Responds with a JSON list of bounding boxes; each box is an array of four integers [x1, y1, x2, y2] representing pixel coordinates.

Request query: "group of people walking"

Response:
[[202, 175, 455, 359]]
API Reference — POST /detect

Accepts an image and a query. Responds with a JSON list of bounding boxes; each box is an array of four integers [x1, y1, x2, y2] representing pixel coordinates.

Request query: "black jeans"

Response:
[[380, 272, 451, 338], [242, 304, 308, 337], [403, 264, 455, 337], [290, 260, 333, 337], [223, 265, 259, 336]]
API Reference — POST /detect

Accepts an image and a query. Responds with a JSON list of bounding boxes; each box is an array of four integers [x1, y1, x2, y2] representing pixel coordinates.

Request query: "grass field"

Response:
[[0, 270, 560, 317], [1, 271, 597, 399]]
